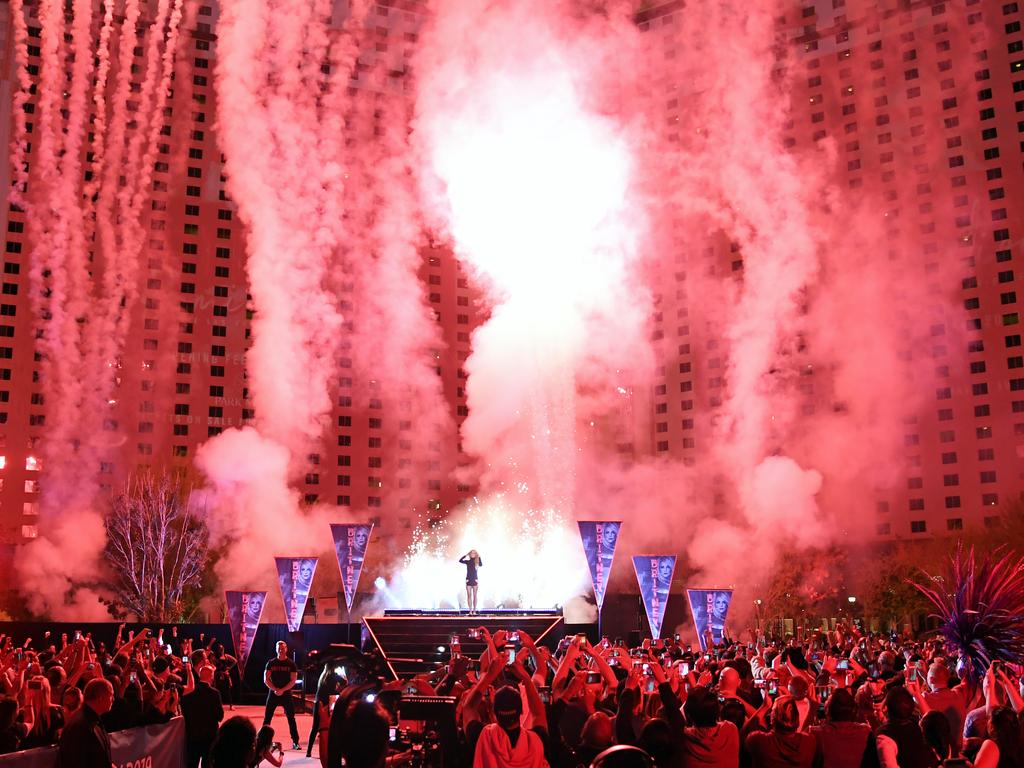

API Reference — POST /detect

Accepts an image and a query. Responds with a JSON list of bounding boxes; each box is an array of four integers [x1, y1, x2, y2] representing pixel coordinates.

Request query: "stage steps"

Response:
[[363, 610, 564, 678]]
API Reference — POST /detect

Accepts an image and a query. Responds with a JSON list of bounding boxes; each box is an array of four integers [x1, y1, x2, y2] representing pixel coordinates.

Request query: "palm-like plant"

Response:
[[910, 545, 1024, 681]]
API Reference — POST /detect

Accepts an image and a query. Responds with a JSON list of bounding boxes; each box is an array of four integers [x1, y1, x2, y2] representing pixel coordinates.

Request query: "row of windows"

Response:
[[877, 515, 1003, 536], [296, 473, 443, 489]]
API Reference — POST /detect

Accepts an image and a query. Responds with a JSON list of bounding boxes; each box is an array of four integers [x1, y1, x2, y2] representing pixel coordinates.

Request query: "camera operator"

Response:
[[326, 684, 393, 768]]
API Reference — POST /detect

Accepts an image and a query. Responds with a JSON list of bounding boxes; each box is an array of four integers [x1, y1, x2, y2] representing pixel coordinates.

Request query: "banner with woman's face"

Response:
[[632, 554, 676, 639], [686, 589, 733, 651], [331, 523, 373, 610], [275, 557, 318, 631], [225, 590, 266, 671], [578, 520, 621, 609]]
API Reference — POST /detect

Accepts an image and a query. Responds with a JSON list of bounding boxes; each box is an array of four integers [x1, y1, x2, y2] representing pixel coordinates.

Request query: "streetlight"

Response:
[[754, 599, 763, 630]]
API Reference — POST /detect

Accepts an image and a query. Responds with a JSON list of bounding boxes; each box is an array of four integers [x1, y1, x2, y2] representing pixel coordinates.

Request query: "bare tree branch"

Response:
[[104, 470, 209, 622]]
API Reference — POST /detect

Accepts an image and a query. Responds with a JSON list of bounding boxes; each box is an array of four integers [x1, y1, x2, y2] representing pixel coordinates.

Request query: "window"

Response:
[[947, 518, 964, 531], [910, 520, 927, 533]]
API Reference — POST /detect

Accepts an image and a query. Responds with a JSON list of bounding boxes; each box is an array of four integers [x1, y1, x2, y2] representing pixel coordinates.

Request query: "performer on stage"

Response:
[[459, 549, 482, 614]]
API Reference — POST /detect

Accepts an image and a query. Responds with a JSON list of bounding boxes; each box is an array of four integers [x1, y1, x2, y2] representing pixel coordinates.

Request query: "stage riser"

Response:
[[364, 614, 564, 678]]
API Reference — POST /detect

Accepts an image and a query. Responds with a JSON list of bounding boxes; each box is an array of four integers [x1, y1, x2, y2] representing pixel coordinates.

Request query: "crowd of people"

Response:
[[0, 624, 245, 766], [324, 624, 1024, 768], [3, 621, 1024, 768]]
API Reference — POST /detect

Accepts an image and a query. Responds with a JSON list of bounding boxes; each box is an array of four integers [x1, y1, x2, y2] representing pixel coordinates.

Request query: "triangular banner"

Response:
[[275, 557, 318, 632], [578, 521, 621, 609], [225, 590, 266, 673], [331, 523, 373, 611], [632, 555, 676, 639], [686, 589, 734, 651]]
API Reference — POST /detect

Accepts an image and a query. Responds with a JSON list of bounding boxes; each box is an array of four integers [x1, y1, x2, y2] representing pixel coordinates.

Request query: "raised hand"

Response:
[[649, 659, 667, 686]]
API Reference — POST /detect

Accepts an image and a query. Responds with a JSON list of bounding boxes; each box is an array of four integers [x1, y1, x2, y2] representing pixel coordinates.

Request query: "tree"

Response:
[[758, 546, 847, 637], [861, 547, 932, 633], [104, 471, 209, 622]]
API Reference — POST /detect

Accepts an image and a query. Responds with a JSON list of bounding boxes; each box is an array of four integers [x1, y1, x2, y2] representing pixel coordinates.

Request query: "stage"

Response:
[[363, 609, 564, 677]]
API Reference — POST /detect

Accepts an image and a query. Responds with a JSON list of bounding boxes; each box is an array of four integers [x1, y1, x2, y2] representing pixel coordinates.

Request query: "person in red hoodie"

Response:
[[473, 651, 549, 768]]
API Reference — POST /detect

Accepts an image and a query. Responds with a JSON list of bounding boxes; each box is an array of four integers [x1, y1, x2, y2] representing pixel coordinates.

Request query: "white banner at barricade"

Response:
[[0, 715, 185, 768]]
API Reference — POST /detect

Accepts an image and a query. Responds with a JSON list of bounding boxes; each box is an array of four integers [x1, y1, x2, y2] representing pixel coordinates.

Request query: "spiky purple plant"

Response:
[[910, 545, 1024, 681]]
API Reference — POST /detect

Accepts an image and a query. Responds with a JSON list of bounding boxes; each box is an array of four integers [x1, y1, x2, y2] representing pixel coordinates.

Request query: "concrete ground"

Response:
[[233, 703, 322, 766]]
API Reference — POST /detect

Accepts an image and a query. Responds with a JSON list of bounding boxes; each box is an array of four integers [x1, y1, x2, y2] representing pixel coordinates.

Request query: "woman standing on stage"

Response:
[[459, 549, 482, 614]]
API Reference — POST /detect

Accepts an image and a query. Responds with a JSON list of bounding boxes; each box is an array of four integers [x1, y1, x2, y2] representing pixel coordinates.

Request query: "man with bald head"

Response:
[[58, 678, 113, 768], [718, 666, 758, 718], [181, 664, 225, 767], [921, 661, 969, 752]]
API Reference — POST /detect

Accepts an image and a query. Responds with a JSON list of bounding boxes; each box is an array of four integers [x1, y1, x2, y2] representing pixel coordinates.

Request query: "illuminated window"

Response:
[[25, 455, 38, 471]]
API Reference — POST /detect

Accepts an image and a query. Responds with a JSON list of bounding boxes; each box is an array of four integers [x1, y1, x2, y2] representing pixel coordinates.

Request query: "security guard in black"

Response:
[[263, 640, 301, 748]]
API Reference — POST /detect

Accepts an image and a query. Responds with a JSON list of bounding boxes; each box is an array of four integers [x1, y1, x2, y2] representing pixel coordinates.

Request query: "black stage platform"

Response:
[[364, 611, 564, 678]]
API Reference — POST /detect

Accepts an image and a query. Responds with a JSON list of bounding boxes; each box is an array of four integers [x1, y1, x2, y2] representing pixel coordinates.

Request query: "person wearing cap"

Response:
[[473, 650, 548, 768]]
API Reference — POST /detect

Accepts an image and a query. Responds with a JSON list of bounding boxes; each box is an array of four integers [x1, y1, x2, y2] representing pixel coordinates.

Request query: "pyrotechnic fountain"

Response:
[[381, 0, 656, 614], [8, 0, 982, 623]]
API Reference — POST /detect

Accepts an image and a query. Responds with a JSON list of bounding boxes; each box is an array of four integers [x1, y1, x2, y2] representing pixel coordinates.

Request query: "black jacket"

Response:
[[58, 703, 111, 768], [181, 681, 225, 744]]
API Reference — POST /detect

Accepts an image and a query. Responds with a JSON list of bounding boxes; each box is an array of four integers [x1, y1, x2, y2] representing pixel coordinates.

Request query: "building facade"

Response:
[[0, 0, 1021, 579]]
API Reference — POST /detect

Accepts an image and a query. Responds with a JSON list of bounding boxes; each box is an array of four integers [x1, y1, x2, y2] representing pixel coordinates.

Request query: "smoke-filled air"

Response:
[[9, 0, 981, 624]]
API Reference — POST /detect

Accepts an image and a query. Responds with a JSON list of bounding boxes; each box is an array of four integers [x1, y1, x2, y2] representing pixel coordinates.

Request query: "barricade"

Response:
[[0, 715, 185, 768]]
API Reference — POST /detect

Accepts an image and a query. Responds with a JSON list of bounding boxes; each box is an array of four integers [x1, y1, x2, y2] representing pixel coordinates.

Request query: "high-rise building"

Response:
[[0, 0, 476, 576], [1, 0, 1021, 585], [639, 0, 1024, 539]]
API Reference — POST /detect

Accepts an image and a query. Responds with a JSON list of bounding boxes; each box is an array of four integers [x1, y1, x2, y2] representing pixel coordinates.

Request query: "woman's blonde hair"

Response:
[[771, 695, 801, 733], [23, 676, 54, 731]]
